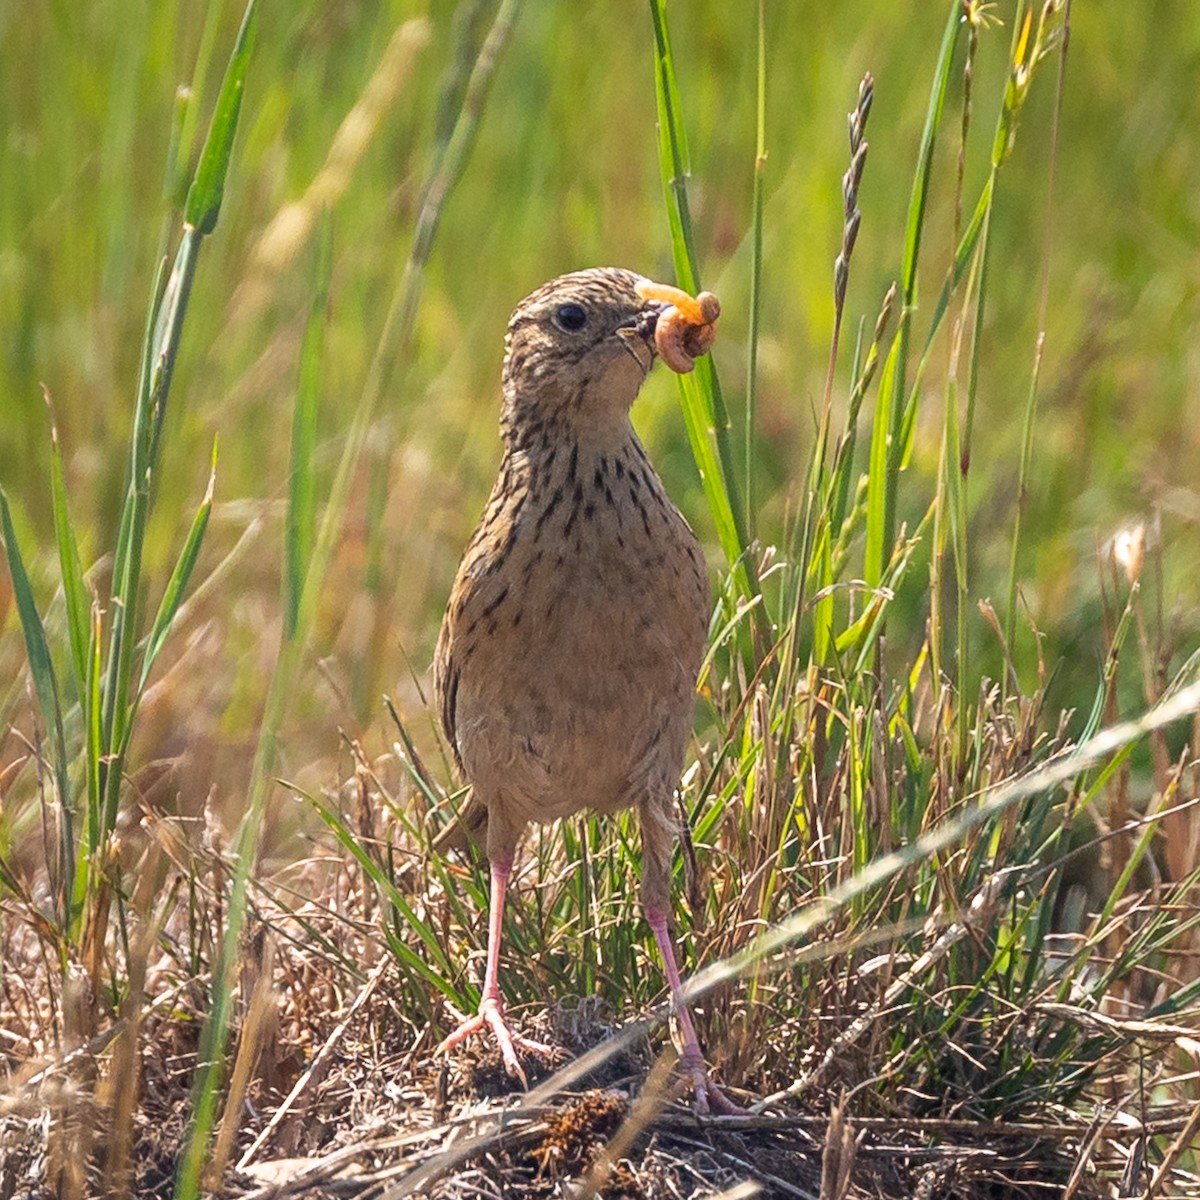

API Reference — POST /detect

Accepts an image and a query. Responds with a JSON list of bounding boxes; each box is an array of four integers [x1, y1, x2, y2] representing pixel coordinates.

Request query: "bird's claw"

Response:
[[679, 1052, 747, 1116], [437, 995, 556, 1086]]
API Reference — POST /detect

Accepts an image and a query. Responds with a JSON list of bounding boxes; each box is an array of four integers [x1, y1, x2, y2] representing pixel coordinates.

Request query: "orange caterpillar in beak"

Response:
[[635, 280, 721, 374]]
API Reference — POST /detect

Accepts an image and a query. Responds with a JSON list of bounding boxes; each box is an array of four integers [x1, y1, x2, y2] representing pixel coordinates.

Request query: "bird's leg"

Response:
[[640, 799, 743, 1114], [645, 903, 743, 1115], [437, 852, 554, 1085]]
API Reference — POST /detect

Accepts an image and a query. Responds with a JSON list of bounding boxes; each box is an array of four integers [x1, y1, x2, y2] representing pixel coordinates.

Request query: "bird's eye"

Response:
[[553, 303, 588, 332]]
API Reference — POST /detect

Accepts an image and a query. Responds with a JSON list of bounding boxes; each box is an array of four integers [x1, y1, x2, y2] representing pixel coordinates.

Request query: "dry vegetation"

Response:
[[3, 1, 1200, 1197]]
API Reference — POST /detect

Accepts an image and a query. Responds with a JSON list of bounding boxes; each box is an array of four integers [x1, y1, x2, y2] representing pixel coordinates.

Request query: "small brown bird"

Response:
[[434, 267, 734, 1113]]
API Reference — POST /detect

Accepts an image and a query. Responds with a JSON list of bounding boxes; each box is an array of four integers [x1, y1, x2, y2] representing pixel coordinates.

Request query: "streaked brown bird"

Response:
[[434, 266, 734, 1113]]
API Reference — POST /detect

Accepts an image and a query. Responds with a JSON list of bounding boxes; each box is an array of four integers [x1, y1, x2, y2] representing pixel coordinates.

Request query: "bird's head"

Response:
[[500, 267, 668, 437]]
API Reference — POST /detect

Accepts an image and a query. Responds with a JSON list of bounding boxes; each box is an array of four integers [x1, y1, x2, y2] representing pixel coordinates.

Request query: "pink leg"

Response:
[[437, 854, 554, 1084], [646, 904, 743, 1115]]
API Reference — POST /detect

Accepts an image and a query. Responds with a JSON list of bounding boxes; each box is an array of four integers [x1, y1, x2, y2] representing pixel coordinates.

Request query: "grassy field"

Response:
[[2, 1, 1200, 1196]]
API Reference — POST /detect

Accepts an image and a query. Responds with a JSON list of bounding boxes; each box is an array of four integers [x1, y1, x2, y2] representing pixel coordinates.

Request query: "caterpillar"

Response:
[[634, 280, 721, 374]]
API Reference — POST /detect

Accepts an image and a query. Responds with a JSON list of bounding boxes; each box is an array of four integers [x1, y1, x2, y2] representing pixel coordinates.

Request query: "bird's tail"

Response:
[[432, 789, 489, 859]]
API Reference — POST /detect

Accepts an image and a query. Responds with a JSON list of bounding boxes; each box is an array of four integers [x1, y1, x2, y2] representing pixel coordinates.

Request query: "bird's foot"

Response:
[[679, 1051, 748, 1116], [437, 995, 556, 1087]]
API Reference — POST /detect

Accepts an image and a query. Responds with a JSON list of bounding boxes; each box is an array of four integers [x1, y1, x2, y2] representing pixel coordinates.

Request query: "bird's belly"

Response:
[[453, 549, 703, 823]]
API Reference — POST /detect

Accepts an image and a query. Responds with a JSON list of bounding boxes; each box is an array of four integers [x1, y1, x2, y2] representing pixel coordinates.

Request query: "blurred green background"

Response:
[[1, 1, 1197, 822]]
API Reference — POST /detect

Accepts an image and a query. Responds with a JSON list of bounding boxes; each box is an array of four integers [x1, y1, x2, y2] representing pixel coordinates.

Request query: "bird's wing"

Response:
[[432, 788, 488, 857], [432, 608, 489, 858], [433, 613, 463, 772]]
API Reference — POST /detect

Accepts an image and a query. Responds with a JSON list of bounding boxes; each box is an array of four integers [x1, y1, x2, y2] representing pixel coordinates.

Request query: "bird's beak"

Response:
[[615, 301, 662, 373]]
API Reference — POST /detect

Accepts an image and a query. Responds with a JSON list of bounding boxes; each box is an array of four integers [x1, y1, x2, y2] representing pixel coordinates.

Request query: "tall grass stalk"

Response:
[[1, 0, 255, 971], [929, 0, 1067, 746], [700, 673, 1200, 1046], [743, 0, 766, 541], [1005, 0, 1072, 677], [393, 670, 1200, 1191], [799, 71, 873, 677], [283, 216, 331, 640], [0, 494, 73, 931], [930, 5, 980, 741], [96, 0, 260, 886], [648, 0, 751, 597], [176, 3, 522, 1191], [864, 0, 961, 590]]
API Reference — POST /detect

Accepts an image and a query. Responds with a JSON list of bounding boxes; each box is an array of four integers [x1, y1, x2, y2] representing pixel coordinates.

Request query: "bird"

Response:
[[433, 266, 735, 1114]]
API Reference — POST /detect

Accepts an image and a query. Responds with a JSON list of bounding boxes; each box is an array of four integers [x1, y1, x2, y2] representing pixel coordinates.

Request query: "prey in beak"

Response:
[[634, 278, 720, 374], [617, 278, 722, 376]]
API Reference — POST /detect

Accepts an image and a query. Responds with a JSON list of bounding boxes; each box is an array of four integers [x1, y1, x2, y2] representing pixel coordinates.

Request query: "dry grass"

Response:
[[3, 673, 1199, 1198], [4, 3, 1200, 1197]]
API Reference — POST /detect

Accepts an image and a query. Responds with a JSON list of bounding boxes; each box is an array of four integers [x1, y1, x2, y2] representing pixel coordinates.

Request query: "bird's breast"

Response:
[[443, 434, 708, 819]]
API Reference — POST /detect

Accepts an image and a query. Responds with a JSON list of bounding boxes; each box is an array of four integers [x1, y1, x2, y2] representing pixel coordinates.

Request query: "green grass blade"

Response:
[[677, 368, 743, 578], [898, 1, 961, 323], [102, 232, 199, 831], [304, 789, 461, 1001], [116, 255, 168, 571], [103, 230, 202, 836], [1147, 971, 1200, 1021], [48, 415, 90, 697], [184, 0, 258, 235], [899, 176, 992, 466], [84, 604, 103, 869], [101, 252, 166, 785], [284, 217, 332, 641], [177, 7, 512, 1192], [865, 0, 961, 584], [647, 0, 750, 589], [166, 0, 224, 208], [0, 493, 74, 925], [810, 523, 834, 665], [647, 0, 695, 286], [743, 0, 766, 539], [134, 444, 216, 701], [1, 496, 66, 755], [864, 340, 901, 587], [146, 234, 203, 471]]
